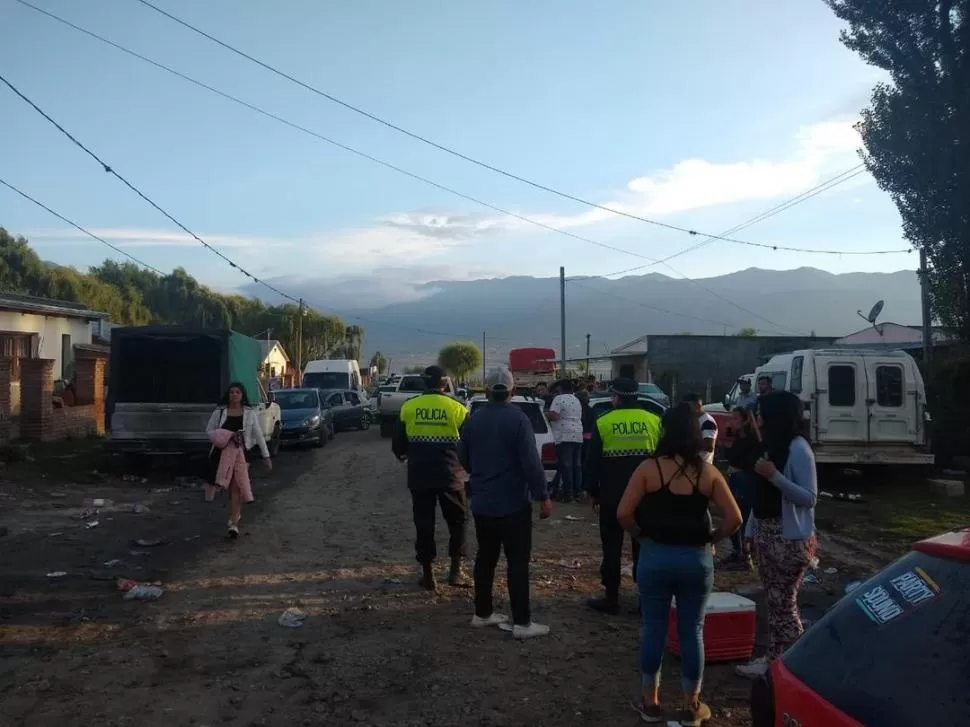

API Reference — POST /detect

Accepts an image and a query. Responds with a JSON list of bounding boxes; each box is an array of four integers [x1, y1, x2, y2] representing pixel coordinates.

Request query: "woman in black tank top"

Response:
[[617, 403, 743, 726]]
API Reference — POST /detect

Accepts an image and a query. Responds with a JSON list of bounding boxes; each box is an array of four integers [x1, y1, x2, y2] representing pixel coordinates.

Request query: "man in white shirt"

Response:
[[546, 380, 585, 502], [685, 393, 718, 464]]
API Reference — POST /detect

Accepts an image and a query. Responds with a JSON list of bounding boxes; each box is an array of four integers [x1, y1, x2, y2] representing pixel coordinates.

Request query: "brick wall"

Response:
[[19, 358, 53, 442], [49, 405, 101, 440], [18, 356, 105, 442]]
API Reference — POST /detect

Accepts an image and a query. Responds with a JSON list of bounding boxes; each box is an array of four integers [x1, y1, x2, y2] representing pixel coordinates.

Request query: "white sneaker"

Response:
[[471, 613, 508, 628], [735, 656, 769, 679], [499, 621, 550, 639]]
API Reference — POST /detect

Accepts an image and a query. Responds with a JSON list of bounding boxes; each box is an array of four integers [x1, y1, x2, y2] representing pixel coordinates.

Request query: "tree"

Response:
[[369, 350, 388, 374], [824, 1, 970, 340], [404, 365, 425, 374], [736, 327, 758, 337], [437, 341, 482, 382]]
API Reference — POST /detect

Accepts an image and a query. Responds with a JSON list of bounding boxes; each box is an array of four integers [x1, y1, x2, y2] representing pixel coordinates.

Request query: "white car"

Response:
[[467, 395, 557, 483]]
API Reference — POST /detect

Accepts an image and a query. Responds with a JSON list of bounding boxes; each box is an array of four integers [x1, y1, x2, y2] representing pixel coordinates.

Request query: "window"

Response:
[[828, 365, 856, 406], [790, 356, 804, 395], [346, 392, 361, 406], [398, 376, 427, 393], [61, 334, 72, 379], [326, 393, 343, 407], [876, 365, 904, 407], [471, 401, 548, 434]]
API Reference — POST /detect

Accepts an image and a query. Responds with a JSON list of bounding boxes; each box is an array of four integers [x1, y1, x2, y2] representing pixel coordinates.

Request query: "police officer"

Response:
[[392, 365, 470, 590], [584, 377, 661, 614]]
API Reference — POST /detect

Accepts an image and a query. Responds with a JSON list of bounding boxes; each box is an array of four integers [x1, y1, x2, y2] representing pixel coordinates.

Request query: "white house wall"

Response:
[[0, 311, 94, 379]]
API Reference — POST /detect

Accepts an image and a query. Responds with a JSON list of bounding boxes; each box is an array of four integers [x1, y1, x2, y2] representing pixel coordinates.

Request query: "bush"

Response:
[[924, 348, 970, 467]]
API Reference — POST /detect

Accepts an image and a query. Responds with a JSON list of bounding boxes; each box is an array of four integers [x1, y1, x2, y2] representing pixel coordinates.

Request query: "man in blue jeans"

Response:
[[547, 379, 584, 502]]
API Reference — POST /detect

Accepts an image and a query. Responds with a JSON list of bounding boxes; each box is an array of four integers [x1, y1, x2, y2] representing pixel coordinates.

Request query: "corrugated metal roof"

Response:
[[0, 293, 107, 320]]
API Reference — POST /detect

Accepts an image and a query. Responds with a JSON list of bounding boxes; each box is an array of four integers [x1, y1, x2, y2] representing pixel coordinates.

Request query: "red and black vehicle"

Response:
[[751, 526, 970, 726]]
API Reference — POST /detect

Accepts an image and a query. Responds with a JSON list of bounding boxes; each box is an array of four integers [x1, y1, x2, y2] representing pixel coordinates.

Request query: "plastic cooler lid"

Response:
[[671, 592, 756, 613]]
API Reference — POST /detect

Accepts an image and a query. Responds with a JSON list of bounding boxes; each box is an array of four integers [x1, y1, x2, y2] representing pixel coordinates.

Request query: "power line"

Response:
[[0, 176, 166, 275], [572, 164, 874, 281], [0, 71, 301, 304], [130, 0, 909, 257], [12, 2, 894, 337]]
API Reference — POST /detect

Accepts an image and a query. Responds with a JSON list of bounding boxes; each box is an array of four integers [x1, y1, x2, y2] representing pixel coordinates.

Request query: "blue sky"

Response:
[[1, 0, 912, 303]]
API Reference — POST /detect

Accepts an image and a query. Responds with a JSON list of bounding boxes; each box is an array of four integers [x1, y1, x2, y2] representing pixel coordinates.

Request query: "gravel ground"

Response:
[[0, 431, 891, 726]]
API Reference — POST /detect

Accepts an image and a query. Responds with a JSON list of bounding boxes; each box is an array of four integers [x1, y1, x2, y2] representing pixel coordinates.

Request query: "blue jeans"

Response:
[[555, 442, 582, 498], [637, 539, 714, 694], [728, 471, 754, 556]]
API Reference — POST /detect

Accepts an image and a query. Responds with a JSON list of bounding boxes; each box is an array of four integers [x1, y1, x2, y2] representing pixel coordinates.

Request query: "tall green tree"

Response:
[[438, 341, 482, 382], [736, 327, 758, 337], [369, 350, 388, 374], [825, 0, 970, 340]]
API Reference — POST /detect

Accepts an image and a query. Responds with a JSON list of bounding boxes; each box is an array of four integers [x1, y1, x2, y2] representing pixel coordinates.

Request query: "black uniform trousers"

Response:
[[411, 487, 468, 565], [599, 500, 640, 595]]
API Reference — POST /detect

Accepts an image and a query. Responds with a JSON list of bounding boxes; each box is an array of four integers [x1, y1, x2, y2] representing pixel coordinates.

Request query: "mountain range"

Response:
[[245, 266, 923, 366]]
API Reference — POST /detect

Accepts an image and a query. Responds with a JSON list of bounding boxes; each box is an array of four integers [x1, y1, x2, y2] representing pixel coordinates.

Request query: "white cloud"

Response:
[[27, 227, 289, 249]]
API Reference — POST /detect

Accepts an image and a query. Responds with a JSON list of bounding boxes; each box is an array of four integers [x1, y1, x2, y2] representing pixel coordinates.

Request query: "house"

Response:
[[257, 339, 290, 378], [834, 322, 956, 358], [0, 293, 106, 381], [610, 333, 837, 402]]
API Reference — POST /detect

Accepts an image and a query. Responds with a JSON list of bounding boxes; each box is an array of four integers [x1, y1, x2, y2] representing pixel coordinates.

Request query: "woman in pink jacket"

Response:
[[205, 382, 272, 538]]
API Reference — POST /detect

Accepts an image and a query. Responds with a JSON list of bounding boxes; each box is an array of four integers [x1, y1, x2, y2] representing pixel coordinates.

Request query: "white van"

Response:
[[756, 348, 933, 466], [302, 359, 362, 392]]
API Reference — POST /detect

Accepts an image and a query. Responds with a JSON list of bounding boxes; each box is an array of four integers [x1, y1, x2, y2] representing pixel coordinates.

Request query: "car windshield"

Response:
[[470, 400, 548, 434], [783, 549, 970, 726], [273, 390, 318, 410], [638, 383, 663, 395], [303, 372, 350, 390]]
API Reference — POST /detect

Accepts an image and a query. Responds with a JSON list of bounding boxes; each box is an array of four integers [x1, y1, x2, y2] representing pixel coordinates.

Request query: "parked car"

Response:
[[377, 374, 457, 438], [751, 526, 970, 727], [588, 394, 666, 420], [755, 348, 933, 466], [319, 389, 372, 432], [467, 395, 557, 484], [637, 381, 670, 407], [275, 388, 334, 448]]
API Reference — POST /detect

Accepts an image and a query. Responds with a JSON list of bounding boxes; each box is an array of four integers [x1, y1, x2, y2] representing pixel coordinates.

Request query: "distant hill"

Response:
[[246, 267, 922, 365]]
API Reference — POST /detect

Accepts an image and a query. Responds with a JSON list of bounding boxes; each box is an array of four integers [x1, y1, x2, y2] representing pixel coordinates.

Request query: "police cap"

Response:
[[610, 377, 638, 397]]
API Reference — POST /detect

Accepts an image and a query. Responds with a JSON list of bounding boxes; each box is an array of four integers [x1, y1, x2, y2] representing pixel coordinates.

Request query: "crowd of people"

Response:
[[200, 368, 818, 726]]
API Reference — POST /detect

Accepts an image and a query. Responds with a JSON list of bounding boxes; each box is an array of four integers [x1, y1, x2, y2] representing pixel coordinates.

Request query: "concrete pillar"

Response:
[[20, 358, 54, 442]]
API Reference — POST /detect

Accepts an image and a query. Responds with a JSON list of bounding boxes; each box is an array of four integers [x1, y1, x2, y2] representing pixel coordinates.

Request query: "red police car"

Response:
[[751, 526, 970, 726]]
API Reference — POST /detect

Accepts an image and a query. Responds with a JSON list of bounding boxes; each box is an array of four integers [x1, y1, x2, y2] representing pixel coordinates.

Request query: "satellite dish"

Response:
[[856, 299, 885, 335]]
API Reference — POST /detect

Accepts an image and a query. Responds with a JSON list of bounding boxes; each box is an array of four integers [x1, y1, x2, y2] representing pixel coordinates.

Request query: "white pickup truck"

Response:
[[378, 374, 458, 438]]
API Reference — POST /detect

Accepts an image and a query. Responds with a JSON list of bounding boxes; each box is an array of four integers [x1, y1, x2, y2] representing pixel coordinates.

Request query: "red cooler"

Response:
[[666, 592, 756, 663]]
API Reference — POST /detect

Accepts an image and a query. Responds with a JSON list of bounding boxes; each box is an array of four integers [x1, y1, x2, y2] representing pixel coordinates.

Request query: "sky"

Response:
[[0, 0, 914, 305]]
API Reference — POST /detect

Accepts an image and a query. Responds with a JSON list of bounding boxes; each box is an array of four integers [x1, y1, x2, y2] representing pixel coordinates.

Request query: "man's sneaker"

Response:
[[499, 621, 550, 639], [586, 595, 620, 615], [678, 700, 712, 726], [735, 656, 769, 679], [471, 613, 508, 628]]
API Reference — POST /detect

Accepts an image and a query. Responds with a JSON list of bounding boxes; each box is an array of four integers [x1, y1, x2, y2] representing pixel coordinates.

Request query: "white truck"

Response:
[[378, 373, 458, 438], [756, 348, 933, 467]]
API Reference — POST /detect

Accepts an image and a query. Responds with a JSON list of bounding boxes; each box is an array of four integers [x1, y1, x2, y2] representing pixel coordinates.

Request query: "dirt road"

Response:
[[0, 431, 886, 726]]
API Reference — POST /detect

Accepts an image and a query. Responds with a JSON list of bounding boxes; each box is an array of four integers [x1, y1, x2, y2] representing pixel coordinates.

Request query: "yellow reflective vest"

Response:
[[596, 407, 661, 457]]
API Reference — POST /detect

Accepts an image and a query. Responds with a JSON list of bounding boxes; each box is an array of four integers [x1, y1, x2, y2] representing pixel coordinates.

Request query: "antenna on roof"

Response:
[[857, 299, 885, 335]]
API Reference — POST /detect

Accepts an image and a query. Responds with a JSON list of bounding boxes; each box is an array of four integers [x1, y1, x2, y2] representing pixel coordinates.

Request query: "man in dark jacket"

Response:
[[459, 368, 553, 639], [584, 377, 661, 615], [392, 365, 469, 590]]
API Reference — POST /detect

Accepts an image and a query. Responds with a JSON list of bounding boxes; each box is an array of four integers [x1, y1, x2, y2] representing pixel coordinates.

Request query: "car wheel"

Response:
[[359, 413, 371, 431], [315, 426, 326, 448], [328, 422, 336, 440], [269, 423, 282, 457]]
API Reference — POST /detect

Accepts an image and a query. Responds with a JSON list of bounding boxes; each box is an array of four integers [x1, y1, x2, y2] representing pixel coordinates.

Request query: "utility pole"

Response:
[[482, 330, 487, 384], [919, 248, 933, 362], [296, 298, 304, 377], [559, 266, 567, 376], [585, 333, 591, 374]]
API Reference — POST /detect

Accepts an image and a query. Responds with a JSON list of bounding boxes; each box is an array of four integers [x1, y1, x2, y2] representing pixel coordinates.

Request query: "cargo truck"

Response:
[[106, 327, 281, 456]]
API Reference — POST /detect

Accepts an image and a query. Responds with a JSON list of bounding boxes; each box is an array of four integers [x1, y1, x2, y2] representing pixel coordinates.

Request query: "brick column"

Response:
[[75, 356, 106, 433], [20, 358, 54, 442], [0, 358, 11, 443]]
